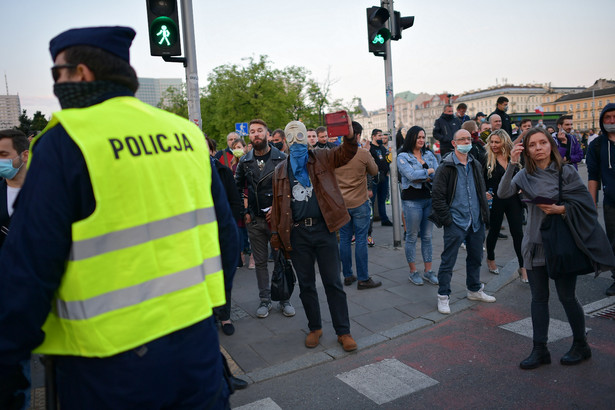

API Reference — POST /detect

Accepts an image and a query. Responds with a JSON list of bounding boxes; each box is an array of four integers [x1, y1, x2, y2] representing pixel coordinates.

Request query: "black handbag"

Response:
[[540, 170, 594, 279], [271, 250, 296, 301]]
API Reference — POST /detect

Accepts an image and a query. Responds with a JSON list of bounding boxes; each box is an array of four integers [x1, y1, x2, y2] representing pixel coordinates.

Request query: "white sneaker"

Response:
[[280, 301, 295, 317], [467, 283, 496, 302], [437, 294, 450, 314]]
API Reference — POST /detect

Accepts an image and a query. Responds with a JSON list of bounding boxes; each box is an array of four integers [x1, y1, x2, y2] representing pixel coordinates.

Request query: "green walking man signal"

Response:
[[146, 0, 182, 57]]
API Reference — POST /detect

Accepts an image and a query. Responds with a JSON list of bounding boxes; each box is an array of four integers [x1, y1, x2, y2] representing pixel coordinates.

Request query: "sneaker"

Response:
[[357, 277, 382, 290], [344, 275, 357, 286], [467, 283, 496, 302], [351, 235, 355, 243], [280, 301, 295, 317], [437, 294, 450, 314], [408, 271, 424, 286], [381, 220, 393, 227], [367, 236, 375, 247], [606, 282, 615, 296], [498, 233, 508, 239], [423, 270, 439, 285], [460, 243, 466, 250], [256, 300, 272, 318], [248, 254, 255, 269]]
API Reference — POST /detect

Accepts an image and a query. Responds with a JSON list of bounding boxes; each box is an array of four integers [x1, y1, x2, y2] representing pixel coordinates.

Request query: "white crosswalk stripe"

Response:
[[336, 358, 438, 405], [499, 317, 590, 343], [234, 397, 282, 410]]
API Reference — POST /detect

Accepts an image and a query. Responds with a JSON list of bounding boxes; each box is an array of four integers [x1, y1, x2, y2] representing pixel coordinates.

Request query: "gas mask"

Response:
[[284, 121, 308, 146]]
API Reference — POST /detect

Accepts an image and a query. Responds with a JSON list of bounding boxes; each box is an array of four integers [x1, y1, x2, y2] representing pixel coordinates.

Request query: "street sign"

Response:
[[235, 122, 248, 136]]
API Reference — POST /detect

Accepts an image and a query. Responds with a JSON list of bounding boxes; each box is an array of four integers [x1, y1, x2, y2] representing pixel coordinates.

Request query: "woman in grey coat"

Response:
[[499, 128, 615, 370]]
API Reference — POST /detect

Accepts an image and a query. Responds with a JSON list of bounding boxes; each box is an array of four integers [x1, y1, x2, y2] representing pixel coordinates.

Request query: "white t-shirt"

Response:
[[6, 186, 21, 217], [587, 133, 599, 146]]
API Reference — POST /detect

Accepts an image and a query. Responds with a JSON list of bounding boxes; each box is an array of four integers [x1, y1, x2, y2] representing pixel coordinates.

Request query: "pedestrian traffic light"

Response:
[[366, 6, 390, 57], [146, 0, 182, 56], [391, 11, 414, 41]]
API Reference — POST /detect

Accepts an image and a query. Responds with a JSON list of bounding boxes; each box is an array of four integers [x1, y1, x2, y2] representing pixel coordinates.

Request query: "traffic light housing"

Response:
[[391, 11, 414, 41], [366, 6, 390, 57], [146, 0, 182, 56]]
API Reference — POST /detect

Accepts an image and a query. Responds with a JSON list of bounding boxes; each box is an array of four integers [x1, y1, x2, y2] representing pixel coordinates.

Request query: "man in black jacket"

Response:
[[235, 119, 294, 318], [433, 104, 461, 158], [488, 96, 513, 137], [429, 129, 495, 315]]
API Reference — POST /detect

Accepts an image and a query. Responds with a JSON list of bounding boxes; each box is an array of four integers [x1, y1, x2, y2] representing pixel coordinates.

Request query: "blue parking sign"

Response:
[[235, 122, 248, 137]]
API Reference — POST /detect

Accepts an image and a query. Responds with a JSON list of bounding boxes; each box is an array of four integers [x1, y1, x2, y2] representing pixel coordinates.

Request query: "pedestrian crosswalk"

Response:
[[234, 397, 282, 410], [336, 358, 438, 405]]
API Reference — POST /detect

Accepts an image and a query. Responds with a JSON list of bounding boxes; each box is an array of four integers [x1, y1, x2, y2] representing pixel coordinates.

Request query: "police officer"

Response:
[[0, 26, 238, 409]]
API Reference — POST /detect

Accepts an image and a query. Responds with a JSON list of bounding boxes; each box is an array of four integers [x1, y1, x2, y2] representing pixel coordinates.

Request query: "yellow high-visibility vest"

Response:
[[31, 96, 224, 357]]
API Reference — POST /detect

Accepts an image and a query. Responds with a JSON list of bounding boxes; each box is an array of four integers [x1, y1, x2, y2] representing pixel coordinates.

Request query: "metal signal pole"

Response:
[[381, 0, 402, 248], [179, 0, 202, 129]]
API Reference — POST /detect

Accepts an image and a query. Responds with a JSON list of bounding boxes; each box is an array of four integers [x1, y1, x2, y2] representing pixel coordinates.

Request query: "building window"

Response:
[[583, 102, 587, 109], [576, 103, 580, 109], [570, 104, 573, 111], [599, 100, 603, 107], [584, 112, 587, 118]]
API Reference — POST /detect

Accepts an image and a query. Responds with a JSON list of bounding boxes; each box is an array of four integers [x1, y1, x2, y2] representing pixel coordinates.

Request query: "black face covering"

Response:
[[441, 113, 454, 120], [272, 141, 284, 151], [53, 81, 128, 109]]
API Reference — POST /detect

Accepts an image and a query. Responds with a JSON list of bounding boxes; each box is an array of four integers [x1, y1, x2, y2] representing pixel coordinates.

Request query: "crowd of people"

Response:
[[0, 24, 614, 408], [206, 98, 615, 375]]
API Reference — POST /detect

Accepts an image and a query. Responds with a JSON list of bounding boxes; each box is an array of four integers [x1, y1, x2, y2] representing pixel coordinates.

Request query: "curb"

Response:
[[236, 257, 521, 385]]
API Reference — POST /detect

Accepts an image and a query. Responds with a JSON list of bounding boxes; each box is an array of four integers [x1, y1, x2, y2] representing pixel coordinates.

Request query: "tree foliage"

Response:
[[160, 55, 360, 146], [16, 110, 48, 135]]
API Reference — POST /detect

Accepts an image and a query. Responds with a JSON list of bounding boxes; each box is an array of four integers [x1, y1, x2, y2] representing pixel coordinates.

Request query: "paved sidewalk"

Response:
[[221, 206, 523, 384], [220, 164, 603, 385]]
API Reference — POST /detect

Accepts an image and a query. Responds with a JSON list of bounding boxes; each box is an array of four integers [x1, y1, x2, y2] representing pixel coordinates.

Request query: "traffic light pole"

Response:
[[179, 0, 202, 130], [381, 0, 402, 248]]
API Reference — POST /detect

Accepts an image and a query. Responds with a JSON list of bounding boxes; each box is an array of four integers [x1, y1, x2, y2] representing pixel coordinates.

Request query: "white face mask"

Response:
[[604, 123, 615, 133], [456, 143, 472, 154]]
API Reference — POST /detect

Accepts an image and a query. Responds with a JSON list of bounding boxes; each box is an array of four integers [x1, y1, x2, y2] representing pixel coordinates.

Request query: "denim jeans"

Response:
[[371, 174, 390, 223], [290, 221, 350, 335], [339, 200, 371, 281], [246, 216, 272, 301], [437, 223, 484, 296], [604, 203, 615, 279], [527, 266, 586, 343], [402, 198, 433, 265]]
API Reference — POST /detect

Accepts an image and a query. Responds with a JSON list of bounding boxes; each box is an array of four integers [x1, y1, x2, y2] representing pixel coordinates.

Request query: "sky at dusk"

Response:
[[2, 0, 614, 119]]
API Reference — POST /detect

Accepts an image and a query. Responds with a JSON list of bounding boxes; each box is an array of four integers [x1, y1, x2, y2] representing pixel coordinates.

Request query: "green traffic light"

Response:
[[150, 16, 178, 48], [372, 34, 385, 45]]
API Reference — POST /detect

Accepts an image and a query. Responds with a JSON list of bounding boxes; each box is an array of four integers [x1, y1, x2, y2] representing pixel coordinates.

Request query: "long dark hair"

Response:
[[522, 127, 563, 174], [400, 126, 426, 154]]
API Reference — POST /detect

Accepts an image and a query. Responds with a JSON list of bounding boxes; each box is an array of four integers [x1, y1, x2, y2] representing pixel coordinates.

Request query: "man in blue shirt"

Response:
[[429, 129, 496, 314]]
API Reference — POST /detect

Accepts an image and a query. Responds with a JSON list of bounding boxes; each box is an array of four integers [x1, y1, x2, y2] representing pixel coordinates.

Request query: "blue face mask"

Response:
[[455, 143, 472, 154], [0, 155, 23, 179]]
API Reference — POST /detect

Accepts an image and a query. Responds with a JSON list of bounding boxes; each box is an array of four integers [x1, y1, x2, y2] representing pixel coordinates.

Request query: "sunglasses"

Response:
[[51, 64, 77, 82]]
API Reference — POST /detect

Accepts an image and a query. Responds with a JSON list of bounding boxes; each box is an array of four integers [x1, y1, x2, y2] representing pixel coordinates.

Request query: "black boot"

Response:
[[560, 339, 591, 365], [520, 343, 551, 369]]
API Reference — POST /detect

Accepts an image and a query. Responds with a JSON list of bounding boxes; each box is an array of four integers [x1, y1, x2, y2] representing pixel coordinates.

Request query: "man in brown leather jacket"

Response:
[[270, 119, 358, 352]]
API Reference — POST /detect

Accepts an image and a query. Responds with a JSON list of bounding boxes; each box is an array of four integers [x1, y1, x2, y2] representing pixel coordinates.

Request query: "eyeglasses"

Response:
[[51, 64, 77, 82]]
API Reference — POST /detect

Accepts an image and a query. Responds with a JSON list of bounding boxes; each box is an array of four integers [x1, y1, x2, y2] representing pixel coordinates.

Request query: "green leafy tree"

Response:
[[159, 55, 360, 146], [16, 110, 31, 134], [31, 111, 49, 132]]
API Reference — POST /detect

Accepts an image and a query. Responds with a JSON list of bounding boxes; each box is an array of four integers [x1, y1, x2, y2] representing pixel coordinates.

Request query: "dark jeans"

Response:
[[55, 317, 229, 409], [214, 288, 232, 321], [486, 196, 524, 267], [247, 216, 272, 301], [438, 223, 484, 296], [371, 174, 390, 223], [339, 201, 371, 281], [527, 266, 586, 343], [290, 221, 350, 335], [604, 203, 615, 279]]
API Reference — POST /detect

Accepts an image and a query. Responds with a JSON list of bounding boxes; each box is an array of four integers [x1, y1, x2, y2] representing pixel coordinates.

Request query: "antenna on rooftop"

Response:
[[4, 72, 8, 95]]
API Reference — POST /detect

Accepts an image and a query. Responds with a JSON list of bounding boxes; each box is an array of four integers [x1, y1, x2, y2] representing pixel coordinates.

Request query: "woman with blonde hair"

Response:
[[483, 129, 526, 281]]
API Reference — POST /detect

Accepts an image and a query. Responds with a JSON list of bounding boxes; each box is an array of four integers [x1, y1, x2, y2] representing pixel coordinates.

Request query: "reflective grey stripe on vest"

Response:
[[56, 256, 222, 320], [70, 206, 216, 261]]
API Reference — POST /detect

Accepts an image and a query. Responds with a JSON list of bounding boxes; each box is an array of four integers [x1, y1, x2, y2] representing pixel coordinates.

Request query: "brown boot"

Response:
[[305, 329, 323, 348], [337, 334, 357, 352]]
